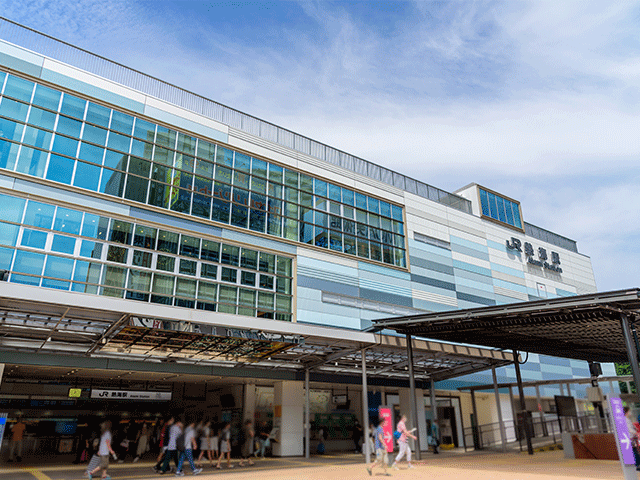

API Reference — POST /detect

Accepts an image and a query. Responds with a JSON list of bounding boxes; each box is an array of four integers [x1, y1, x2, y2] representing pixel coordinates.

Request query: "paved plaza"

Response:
[[0, 451, 629, 480]]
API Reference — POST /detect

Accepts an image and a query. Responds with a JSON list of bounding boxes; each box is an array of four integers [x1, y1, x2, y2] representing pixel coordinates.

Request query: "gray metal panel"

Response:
[[455, 291, 496, 306], [410, 273, 456, 291], [410, 257, 455, 276], [129, 206, 222, 237], [360, 288, 413, 307], [450, 243, 491, 262], [297, 275, 359, 297], [453, 268, 494, 285]]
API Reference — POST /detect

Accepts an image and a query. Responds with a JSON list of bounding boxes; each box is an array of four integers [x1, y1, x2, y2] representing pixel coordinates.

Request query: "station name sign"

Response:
[[506, 237, 563, 273], [90, 389, 172, 401]]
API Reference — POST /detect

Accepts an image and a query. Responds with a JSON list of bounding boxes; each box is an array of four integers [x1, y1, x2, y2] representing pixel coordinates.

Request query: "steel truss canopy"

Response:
[[370, 289, 640, 364], [0, 283, 511, 382]]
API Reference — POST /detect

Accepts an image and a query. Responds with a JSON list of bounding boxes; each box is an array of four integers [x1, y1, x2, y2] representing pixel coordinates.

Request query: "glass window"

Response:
[[259, 253, 275, 273], [73, 162, 101, 192], [230, 204, 248, 228], [130, 139, 153, 159], [56, 115, 82, 138], [179, 259, 196, 276], [12, 250, 45, 283], [132, 250, 152, 268], [220, 244, 239, 266], [60, 94, 86, 119], [218, 285, 237, 313], [234, 152, 251, 173], [179, 235, 200, 258], [109, 220, 133, 245], [0, 246, 14, 272], [284, 169, 298, 188], [380, 201, 391, 218], [42, 255, 74, 290], [107, 245, 128, 263], [175, 278, 196, 307], [53, 207, 82, 235], [275, 294, 292, 314], [110, 111, 134, 135], [0, 117, 24, 141], [22, 126, 53, 150], [276, 257, 292, 276], [157, 255, 175, 272], [51, 135, 78, 157], [4, 75, 34, 102], [0, 194, 26, 223], [200, 241, 220, 262], [276, 277, 291, 294], [258, 291, 274, 311], [128, 156, 151, 176], [78, 142, 105, 164], [268, 163, 283, 183], [151, 274, 174, 304], [196, 140, 215, 162], [72, 261, 101, 294], [124, 175, 148, 203], [51, 234, 76, 254], [82, 124, 108, 146], [177, 133, 196, 154], [157, 230, 179, 254], [82, 214, 109, 239], [86, 102, 111, 128], [238, 288, 256, 313], [240, 249, 258, 270], [15, 146, 48, 177], [221, 267, 237, 283], [241, 271, 255, 286], [0, 97, 29, 122], [0, 222, 19, 246], [101, 265, 127, 298], [197, 281, 217, 310], [133, 118, 155, 141], [21, 228, 47, 249], [259, 275, 274, 289], [24, 201, 55, 229], [201, 263, 217, 279], [79, 240, 103, 259], [156, 126, 176, 149], [107, 131, 130, 153], [0, 139, 20, 170], [126, 269, 151, 302], [27, 107, 56, 131], [32, 84, 61, 111], [328, 184, 341, 202], [392, 205, 403, 221], [133, 225, 157, 249]]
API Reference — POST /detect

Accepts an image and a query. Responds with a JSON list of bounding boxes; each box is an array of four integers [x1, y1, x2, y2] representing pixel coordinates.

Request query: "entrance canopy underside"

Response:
[[0, 283, 511, 382], [370, 289, 640, 364]]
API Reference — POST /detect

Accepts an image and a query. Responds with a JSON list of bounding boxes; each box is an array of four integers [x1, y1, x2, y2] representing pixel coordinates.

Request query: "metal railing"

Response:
[[464, 413, 611, 452], [0, 16, 472, 215]]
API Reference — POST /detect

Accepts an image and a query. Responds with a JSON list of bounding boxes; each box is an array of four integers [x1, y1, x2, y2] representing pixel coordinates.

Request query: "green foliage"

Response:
[[615, 363, 636, 394]]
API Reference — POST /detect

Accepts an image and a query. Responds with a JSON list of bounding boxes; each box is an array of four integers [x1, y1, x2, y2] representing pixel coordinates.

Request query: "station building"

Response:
[[0, 19, 617, 456]]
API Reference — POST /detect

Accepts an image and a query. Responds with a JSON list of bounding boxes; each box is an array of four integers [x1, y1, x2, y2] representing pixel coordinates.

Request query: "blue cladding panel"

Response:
[[455, 291, 496, 306], [489, 262, 525, 278], [452, 260, 492, 277], [358, 260, 411, 280], [450, 243, 490, 262], [410, 257, 454, 275]]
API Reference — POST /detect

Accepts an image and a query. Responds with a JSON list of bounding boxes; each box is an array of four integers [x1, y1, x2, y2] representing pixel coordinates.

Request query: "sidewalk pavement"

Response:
[[0, 450, 628, 480]]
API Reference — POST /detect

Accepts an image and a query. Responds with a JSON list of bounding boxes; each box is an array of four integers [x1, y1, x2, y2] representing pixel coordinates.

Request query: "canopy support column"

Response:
[[305, 368, 310, 459], [405, 333, 421, 459], [361, 348, 371, 464], [471, 389, 480, 450], [492, 367, 507, 452], [620, 313, 640, 402], [513, 349, 534, 455]]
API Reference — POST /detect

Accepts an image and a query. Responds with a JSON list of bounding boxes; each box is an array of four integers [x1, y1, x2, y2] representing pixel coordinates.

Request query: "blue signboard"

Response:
[[610, 397, 635, 465]]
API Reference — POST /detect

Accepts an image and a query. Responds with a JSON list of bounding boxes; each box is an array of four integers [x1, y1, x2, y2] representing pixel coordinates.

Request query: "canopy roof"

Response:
[[370, 289, 640, 364]]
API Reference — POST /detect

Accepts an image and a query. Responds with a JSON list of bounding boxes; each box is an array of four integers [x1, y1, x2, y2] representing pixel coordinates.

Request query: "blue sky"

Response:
[[3, 1, 640, 291]]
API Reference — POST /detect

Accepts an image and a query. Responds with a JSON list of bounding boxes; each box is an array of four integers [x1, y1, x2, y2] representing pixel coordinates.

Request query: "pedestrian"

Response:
[[134, 423, 149, 462], [210, 426, 219, 461], [364, 423, 375, 456], [88, 420, 116, 480], [8, 417, 26, 463], [366, 417, 391, 477], [624, 407, 640, 471], [352, 420, 363, 453], [196, 420, 214, 467], [392, 414, 417, 470], [216, 422, 232, 469], [430, 420, 440, 454], [238, 420, 255, 467], [153, 417, 174, 473], [176, 419, 202, 476], [160, 418, 183, 474], [255, 421, 270, 458]]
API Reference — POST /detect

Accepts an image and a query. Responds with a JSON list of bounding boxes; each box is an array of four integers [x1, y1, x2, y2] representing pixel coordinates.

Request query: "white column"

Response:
[[0, 364, 4, 387], [243, 383, 256, 423], [361, 349, 370, 464], [398, 388, 420, 451], [273, 381, 304, 456], [305, 369, 310, 459], [492, 367, 507, 452]]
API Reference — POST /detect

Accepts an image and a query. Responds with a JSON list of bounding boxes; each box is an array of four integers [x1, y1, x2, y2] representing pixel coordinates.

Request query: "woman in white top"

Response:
[[196, 420, 215, 467], [89, 421, 115, 480]]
